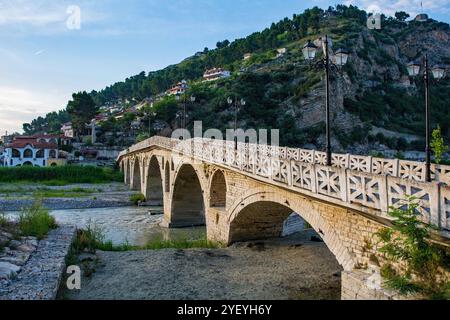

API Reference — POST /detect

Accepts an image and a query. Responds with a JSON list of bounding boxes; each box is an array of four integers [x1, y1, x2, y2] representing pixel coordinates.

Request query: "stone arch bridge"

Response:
[[117, 136, 450, 300]]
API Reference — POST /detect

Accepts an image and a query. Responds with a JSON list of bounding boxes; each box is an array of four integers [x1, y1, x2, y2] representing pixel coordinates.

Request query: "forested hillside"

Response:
[[23, 5, 450, 154]]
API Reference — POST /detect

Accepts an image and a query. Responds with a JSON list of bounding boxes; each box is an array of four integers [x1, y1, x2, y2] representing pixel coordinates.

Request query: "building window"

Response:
[[36, 149, 44, 158], [12, 149, 20, 158], [23, 149, 33, 158], [49, 150, 57, 159]]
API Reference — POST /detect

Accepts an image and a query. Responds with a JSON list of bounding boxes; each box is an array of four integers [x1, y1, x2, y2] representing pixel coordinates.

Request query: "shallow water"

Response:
[[7, 207, 206, 246]]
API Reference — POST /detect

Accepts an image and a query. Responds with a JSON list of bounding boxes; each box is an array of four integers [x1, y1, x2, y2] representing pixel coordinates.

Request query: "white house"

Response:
[[166, 80, 188, 96], [61, 122, 74, 138], [3, 134, 59, 167], [203, 68, 231, 82]]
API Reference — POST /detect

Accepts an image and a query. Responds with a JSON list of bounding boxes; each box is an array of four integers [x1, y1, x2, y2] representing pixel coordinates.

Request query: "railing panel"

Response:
[[287, 148, 300, 161], [387, 176, 435, 225], [299, 149, 313, 163], [271, 159, 289, 184], [440, 184, 450, 231], [347, 171, 382, 210], [315, 165, 342, 199], [291, 161, 314, 192], [398, 160, 425, 182], [432, 164, 450, 186], [349, 155, 371, 173], [332, 153, 349, 169]]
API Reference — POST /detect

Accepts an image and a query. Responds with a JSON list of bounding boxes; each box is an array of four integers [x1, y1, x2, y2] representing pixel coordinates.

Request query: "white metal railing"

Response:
[[118, 137, 450, 233]]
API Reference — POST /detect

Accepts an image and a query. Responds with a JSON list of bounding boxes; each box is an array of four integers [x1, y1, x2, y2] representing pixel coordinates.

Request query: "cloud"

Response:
[[0, 86, 67, 134], [0, 0, 108, 35], [343, 0, 450, 16], [34, 49, 46, 56]]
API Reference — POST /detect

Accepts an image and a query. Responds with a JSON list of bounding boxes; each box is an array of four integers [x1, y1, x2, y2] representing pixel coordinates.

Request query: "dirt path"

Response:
[[62, 232, 342, 300]]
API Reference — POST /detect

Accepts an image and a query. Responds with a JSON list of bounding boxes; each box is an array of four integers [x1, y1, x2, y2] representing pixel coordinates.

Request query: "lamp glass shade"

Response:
[[334, 49, 349, 66], [227, 97, 233, 105], [407, 62, 421, 76], [240, 99, 246, 106], [302, 40, 317, 60], [432, 65, 445, 80]]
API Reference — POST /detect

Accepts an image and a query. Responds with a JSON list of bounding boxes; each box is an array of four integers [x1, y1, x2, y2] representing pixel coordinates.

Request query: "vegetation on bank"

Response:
[[376, 197, 450, 300], [0, 166, 123, 184], [129, 193, 146, 205], [18, 201, 57, 240], [68, 222, 220, 259], [0, 201, 56, 245]]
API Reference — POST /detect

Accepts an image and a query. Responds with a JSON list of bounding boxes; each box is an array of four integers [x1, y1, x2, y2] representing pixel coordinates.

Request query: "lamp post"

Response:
[[176, 94, 196, 130], [227, 96, 246, 149], [406, 57, 446, 182], [302, 35, 349, 166], [146, 111, 156, 136]]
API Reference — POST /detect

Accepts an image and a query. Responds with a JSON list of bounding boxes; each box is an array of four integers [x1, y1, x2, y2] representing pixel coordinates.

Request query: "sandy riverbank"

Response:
[[61, 230, 342, 300]]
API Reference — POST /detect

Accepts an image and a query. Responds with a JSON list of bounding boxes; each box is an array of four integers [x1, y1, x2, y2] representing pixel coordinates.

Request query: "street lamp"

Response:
[[407, 56, 446, 182], [303, 35, 349, 166], [146, 111, 157, 136], [228, 96, 246, 149], [176, 94, 196, 130]]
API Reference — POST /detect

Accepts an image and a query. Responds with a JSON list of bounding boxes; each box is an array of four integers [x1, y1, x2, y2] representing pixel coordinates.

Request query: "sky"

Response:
[[1, 0, 450, 135]]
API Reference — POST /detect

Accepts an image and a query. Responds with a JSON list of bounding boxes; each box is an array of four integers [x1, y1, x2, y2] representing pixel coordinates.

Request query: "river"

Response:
[[7, 206, 206, 246]]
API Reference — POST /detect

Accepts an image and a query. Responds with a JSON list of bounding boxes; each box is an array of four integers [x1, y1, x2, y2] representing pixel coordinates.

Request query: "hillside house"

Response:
[[167, 80, 188, 96], [203, 68, 231, 82]]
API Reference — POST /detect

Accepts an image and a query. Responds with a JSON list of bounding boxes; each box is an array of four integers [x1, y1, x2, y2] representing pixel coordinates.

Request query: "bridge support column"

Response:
[[205, 207, 232, 244], [341, 269, 405, 300]]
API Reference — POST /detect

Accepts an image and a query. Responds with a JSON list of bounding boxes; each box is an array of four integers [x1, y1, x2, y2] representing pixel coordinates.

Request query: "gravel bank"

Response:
[[0, 226, 76, 300], [62, 231, 342, 300]]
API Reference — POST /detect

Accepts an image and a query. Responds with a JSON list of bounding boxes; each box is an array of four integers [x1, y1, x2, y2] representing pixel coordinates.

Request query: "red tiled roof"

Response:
[[6, 137, 57, 149]]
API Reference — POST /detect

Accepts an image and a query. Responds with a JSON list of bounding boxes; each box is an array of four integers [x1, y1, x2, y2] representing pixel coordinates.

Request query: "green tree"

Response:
[[66, 92, 98, 139], [395, 11, 410, 22], [376, 197, 450, 299], [431, 125, 449, 164]]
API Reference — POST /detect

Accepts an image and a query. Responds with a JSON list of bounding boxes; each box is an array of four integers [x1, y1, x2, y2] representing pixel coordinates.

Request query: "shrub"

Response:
[[376, 196, 450, 299], [18, 201, 56, 240], [0, 211, 8, 227], [71, 221, 105, 254], [0, 166, 123, 184], [129, 193, 146, 205]]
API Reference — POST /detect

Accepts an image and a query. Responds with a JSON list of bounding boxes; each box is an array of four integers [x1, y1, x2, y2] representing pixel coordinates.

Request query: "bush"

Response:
[[18, 201, 56, 240], [71, 222, 105, 254], [376, 196, 450, 299], [0, 166, 123, 184], [129, 193, 145, 205]]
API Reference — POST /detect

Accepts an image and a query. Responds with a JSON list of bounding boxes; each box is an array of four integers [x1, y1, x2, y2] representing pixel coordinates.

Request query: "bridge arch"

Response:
[[228, 191, 356, 271], [131, 158, 141, 191], [209, 170, 227, 209], [171, 163, 205, 227], [145, 156, 164, 205]]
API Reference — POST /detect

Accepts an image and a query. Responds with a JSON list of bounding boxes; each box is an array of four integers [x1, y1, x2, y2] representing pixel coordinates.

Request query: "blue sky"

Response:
[[1, 0, 450, 134]]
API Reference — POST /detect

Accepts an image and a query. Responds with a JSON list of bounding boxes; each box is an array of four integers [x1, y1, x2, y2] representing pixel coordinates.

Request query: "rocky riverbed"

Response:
[[61, 230, 343, 300]]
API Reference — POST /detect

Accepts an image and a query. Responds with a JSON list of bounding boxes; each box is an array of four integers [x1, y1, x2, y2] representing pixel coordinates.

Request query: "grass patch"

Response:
[[0, 166, 123, 184], [142, 237, 220, 250], [33, 187, 94, 198], [129, 193, 145, 205], [18, 200, 57, 240], [70, 221, 220, 254]]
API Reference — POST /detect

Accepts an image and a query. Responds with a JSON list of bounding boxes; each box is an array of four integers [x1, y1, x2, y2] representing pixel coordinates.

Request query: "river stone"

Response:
[[0, 252, 31, 266], [9, 240, 21, 249], [0, 262, 21, 280], [78, 253, 97, 263], [17, 244, 36, 253]]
